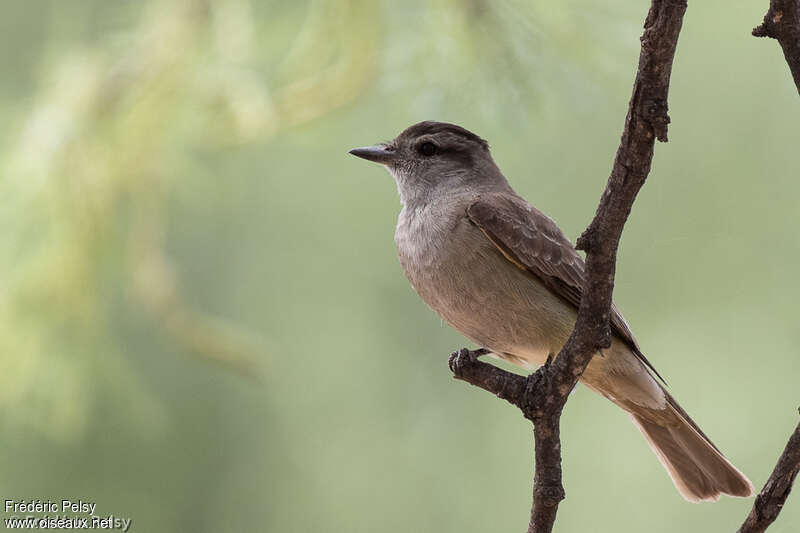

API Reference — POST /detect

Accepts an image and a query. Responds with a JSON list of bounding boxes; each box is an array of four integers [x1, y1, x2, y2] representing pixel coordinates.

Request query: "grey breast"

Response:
[[394, 196, 576, 361]]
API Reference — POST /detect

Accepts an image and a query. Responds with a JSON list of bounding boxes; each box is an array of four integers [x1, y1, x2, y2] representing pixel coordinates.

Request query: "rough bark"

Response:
[[733, 2, 800, 528], [738, 414, 800, 533], [448, 1, 688, 532], [448, 2, 800, 531], [753, 0, 800, 94]]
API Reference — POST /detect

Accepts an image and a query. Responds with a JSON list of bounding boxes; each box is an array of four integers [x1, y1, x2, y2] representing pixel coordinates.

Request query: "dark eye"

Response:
[[419, 142, 437, 157]]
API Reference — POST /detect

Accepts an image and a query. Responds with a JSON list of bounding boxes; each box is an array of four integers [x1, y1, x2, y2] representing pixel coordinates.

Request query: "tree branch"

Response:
[[738, 412, 800, 533], [753, 0, 800, 94], [448, 1, 687, 532], [732, 5, 800, 529]]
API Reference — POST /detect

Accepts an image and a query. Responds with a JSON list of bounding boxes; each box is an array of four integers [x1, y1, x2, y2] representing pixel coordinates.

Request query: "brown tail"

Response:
[[628, 392, 754, 502]]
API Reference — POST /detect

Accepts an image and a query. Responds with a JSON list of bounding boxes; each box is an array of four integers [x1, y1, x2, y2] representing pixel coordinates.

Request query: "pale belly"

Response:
[[398, 213, 575, 363], [396, 210, 664, 410]]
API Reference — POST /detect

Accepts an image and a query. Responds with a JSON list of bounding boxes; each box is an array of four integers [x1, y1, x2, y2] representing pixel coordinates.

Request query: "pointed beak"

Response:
[[348, 145, 399, 165]]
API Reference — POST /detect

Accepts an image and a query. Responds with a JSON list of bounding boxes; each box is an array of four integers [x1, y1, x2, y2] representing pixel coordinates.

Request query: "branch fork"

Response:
[[449, 349, 560, 423], [444, 1, 800, 532]]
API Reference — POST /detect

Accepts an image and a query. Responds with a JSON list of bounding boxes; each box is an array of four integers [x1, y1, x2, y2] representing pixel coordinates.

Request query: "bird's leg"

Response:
[[536, 352, 581, 398]]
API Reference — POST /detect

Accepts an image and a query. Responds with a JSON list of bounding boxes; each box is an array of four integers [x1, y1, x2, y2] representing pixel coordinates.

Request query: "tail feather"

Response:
[[629, 394, 754, 502]]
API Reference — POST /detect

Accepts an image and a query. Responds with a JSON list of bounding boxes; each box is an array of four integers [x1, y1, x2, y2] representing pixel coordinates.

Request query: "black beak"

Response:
[[348, 145, 398, 165]]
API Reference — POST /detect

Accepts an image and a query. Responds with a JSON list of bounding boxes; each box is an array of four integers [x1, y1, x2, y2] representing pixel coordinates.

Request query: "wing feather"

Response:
[[467, 193, 665, 383]]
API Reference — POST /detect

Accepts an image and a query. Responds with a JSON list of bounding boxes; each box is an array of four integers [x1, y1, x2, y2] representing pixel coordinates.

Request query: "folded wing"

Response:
[[466, 192, 664, 382]]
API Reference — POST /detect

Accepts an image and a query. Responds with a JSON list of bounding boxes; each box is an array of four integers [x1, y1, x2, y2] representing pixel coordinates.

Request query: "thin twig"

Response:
[[753, 0, 800, 94], [733, 4, 800, 529], [448, 1, 687, 532], [738, 413, 800, 533]]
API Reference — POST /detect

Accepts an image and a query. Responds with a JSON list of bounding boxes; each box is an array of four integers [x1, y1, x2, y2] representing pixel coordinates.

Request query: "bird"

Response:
[[349, 120, 754, 503]]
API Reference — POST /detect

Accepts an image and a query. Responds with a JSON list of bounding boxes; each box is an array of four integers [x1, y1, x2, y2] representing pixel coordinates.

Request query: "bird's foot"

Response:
[[448, 347, 490, 376]]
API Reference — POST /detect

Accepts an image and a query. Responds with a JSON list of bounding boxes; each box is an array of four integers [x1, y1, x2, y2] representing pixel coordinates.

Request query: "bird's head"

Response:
[[349, 121, 509, 205]]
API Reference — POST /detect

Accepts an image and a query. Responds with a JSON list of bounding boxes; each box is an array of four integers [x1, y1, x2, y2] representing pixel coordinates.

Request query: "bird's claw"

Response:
[[448, 347, 489, 375]]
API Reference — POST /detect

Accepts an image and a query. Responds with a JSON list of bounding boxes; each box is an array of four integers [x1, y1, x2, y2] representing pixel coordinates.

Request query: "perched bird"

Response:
[[349, 121, 754, 503]]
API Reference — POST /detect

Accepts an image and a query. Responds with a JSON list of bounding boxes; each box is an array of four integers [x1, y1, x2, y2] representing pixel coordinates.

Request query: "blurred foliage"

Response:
[[1, 0, 379, 440], [0, 0, 798, 532]]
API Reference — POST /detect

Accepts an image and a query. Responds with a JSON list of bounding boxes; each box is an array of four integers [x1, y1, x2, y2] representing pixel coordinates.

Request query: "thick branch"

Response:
[[571, 0, 687, 368], [738, 413, 800, 533], [753, 0, 800, 94], [448, 2, 687, 532]]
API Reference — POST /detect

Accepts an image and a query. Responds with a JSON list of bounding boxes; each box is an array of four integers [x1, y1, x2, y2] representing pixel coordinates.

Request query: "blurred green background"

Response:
[[1, 0, 798, 531]]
